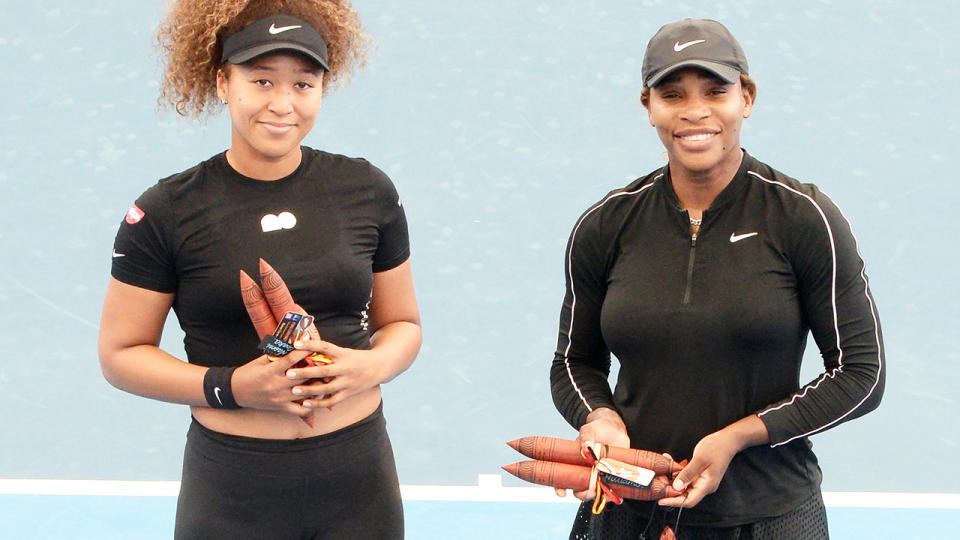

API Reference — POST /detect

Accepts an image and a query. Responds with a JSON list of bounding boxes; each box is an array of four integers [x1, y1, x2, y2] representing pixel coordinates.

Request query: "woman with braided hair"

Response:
[[98, 2, 420, 538]]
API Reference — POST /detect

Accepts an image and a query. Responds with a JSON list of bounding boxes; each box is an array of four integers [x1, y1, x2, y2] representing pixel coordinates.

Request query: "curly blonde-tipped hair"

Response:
[[157, 0, 370, 117]]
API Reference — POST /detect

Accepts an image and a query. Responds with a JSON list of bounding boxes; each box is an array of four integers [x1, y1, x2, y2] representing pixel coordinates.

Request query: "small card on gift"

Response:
[[258, 311, 314, 357]]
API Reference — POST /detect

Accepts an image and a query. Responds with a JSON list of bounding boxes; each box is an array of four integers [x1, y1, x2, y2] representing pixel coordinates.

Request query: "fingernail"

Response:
[[292, 387, 303, 395], [287, 371, 297, 379], [302, 400, 312, 408], [673, 479, 684, 490], [294, 341, 303, 348]]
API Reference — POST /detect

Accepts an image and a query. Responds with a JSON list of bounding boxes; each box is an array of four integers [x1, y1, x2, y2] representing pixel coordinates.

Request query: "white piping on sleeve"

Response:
[[561, 178, 659, 416], [748, 171, 884, 447]]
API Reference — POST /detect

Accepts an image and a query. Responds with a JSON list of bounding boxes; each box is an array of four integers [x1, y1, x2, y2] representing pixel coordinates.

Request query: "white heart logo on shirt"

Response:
[[261, 211, 297, 232]]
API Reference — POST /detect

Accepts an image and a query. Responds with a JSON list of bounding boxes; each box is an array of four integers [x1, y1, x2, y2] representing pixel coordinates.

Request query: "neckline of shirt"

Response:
[[661, 149, 755, 219], [215, 147, 314, 189]]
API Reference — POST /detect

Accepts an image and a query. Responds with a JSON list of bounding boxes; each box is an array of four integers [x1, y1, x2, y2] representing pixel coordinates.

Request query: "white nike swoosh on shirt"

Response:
[[112, 251, 125, 258], [730, 232, 759, 243], [214, 387, 224, 406], [269, 24, 302, 34], [674, 39, 706, 52]]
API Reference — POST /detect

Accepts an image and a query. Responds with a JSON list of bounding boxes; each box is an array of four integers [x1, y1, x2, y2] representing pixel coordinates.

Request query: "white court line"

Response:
[[0, 480, 180, 497], [823, 491, 960, 510], [2, 476, 959, 509]]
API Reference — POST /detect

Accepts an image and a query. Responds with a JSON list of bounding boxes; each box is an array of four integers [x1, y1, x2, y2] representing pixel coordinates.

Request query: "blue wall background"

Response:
[[1, 0, 956, 494]]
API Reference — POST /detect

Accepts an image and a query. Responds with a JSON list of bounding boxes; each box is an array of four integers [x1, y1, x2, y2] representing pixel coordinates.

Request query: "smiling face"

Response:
[[645, 68, 753, 183], [216, 52, 324, 179]]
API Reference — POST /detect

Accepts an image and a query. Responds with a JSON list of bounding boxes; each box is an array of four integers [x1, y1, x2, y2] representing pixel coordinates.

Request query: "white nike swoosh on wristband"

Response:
[[269, 24, 302, 34], [214, 387, 224, 406], [730, 232, 759, 243], [674, 39, 706, 52]]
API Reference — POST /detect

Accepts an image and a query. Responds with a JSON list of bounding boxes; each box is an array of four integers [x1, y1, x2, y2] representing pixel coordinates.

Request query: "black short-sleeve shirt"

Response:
[[111, 147, 410, 367]]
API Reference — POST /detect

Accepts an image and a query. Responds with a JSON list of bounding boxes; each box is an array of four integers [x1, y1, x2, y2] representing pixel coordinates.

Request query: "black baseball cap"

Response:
[[641, 19, 748, 87], [221, 14, 329, 71]]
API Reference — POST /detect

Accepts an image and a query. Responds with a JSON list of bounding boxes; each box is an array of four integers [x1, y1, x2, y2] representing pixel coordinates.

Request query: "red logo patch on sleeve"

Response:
[[125, 203, 145, 224]]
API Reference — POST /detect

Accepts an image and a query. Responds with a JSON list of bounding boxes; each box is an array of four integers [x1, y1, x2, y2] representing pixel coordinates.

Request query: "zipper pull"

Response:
[[691, 233, 697, 246]]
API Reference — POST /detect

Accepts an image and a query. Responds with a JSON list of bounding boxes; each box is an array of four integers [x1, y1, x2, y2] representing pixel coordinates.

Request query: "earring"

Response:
[[220, 98, 227, 104]]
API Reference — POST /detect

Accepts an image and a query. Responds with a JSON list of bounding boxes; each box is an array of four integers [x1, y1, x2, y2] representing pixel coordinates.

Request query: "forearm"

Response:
[[100, 344, 208, 406], [758, 356, 883, 445], [717, 414, 769, 452], [368, 320, 421, 384]]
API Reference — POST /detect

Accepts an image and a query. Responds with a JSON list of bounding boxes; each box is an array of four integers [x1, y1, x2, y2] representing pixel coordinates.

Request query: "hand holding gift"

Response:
[[240, 258, 333, 426], [503, 436, 685, 510]]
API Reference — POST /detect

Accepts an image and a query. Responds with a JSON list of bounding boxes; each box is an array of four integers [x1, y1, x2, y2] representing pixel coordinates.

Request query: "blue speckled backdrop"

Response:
[[0, 0, 956, 495]]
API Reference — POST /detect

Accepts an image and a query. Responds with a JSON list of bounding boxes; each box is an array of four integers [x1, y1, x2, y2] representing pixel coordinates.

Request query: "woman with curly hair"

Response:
[[98, 2, 420, 538]]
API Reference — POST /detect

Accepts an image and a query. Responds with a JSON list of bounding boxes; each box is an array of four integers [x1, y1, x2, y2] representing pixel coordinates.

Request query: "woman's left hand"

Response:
[[285, 339, 385, 409], [657, 430, 738, 508], [658, 415, 769, 508]]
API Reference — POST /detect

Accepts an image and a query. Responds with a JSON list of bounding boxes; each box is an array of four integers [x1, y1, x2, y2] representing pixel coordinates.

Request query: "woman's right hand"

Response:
[[230, 350, 315, 417], [556, 407, 631, 501], [577, 407, 631, 449]]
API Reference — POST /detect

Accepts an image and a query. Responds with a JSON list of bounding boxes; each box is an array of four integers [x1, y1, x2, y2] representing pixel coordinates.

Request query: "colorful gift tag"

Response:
[[258, 311, 314, 357], [596, 458, 656, 489]]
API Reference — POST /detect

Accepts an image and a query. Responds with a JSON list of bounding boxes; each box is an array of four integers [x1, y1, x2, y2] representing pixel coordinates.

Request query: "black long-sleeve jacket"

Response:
[[550, 151, 884, 526]]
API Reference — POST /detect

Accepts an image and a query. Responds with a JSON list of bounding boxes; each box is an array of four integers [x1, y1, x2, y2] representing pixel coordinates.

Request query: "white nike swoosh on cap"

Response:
[[112, 251, 125, 258], [269, 23, 302, 35], [674, 39, 706, 52], [730, 232, 759, 243]]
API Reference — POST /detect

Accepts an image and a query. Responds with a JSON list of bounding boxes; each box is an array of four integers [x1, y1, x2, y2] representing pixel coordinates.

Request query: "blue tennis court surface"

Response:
[[2, 495, 958, 539]]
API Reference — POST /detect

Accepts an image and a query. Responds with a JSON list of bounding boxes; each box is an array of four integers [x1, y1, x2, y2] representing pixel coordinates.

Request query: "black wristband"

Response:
[[203, 367, 241, 409]]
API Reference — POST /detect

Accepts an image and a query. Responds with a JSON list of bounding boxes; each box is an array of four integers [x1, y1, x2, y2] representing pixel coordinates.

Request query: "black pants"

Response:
[[569, 492, 828, 540], [175, 404, 403, 539]]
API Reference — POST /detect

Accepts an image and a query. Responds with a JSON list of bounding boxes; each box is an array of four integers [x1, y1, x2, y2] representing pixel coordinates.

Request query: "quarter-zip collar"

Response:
[[660, 148, 756, 233]]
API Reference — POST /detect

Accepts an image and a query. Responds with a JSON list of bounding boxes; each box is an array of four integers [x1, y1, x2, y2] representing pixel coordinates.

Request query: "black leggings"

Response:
[[569, 491, 828, 540], [174, 404, 403, 540]]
